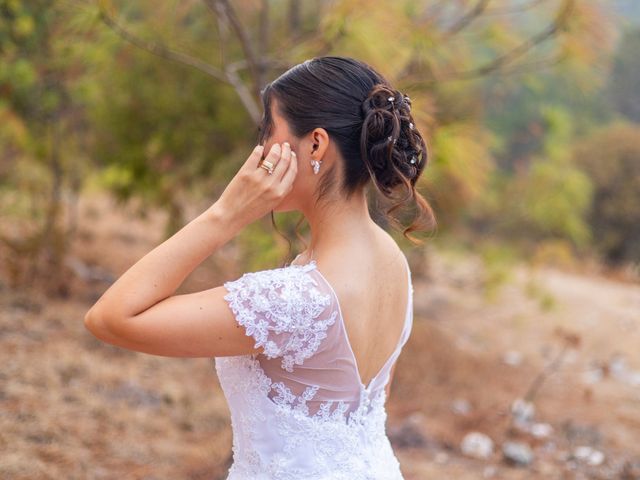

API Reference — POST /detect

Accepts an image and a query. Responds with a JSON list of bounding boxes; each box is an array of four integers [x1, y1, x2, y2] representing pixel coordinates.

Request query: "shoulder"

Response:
[[222, 263, 338, 371], [223, 263, 329, 312]]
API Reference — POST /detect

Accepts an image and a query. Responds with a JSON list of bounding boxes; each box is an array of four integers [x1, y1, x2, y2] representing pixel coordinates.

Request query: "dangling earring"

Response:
[[310, 159, 323, 174]]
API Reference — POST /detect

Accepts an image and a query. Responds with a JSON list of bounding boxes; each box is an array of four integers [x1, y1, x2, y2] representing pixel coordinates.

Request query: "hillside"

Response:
[[1, 193, 639, 479]]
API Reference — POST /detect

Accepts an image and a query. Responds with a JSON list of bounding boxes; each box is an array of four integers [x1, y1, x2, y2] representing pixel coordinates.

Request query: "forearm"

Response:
[[87, 203, 242, 321]]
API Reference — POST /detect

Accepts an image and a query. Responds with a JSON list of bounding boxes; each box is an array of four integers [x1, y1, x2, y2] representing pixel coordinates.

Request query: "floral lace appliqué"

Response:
[[215, 263, 406, 479], [215, 355, 403, 480], [223, 263, 338, 372]]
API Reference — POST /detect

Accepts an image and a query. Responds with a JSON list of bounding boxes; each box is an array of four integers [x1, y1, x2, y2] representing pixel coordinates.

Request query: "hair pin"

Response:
[[388, 96, 394, 102]]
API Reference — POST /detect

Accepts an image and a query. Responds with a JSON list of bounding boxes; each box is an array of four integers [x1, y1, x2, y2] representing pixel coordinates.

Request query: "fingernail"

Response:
[[273, 143, 281, 151], [284, 142, 290, 148]]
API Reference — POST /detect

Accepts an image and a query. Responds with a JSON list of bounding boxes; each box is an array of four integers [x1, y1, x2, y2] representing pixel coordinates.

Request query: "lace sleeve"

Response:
[[222, 266, 338, 372]]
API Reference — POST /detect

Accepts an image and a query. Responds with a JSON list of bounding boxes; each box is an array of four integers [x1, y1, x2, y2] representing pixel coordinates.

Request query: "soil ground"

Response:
[[1, 193, 639, 479]]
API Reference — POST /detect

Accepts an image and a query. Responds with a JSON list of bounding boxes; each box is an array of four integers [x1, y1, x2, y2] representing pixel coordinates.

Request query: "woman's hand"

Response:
[[85, 141, 298, 341], [214, 141, 298, 228]]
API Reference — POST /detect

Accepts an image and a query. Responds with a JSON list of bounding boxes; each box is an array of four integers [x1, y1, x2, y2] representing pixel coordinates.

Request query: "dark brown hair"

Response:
[[257, 56, 436, 256]]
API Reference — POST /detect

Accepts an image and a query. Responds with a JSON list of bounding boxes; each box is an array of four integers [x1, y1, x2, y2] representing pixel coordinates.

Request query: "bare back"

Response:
[[294, 227, 411, 388]]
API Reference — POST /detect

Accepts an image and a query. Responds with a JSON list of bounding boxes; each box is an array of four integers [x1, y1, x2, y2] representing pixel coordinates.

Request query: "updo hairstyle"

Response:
[[258, 56, 436, 245]]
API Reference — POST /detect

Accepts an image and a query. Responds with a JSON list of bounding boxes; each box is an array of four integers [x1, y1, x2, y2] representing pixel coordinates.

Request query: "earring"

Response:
[[310, 159, 322, 174]]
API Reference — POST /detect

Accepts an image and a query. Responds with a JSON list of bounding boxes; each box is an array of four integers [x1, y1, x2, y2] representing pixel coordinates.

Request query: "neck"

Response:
[[300, 188, 375, 261]]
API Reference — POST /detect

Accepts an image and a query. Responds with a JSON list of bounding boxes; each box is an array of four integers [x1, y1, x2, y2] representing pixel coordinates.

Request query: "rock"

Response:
[[587, 450, 605, 466], [561, 419, 602, 445], [461, 431, 494, 459], [502, 350, 523, 366], [539, 440, 557, 454], [608, 353, 640, 386], [511, 398, 535, 427], [572, 445, 605, 466], [626, 371, 640, 387], [582, 367, 604, 384], [609, 353, 628, 380], [387, 412, 429, 449], [530, 422, 553, 438], [451, 398, 472, 415], [502, 441, 534, 467]]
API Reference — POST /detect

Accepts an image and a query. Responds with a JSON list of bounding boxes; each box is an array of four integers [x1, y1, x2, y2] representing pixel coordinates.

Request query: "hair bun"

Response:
[[262, 56, 436, 244], [361, 85, 411, 115], [360, 84, 426, 196]]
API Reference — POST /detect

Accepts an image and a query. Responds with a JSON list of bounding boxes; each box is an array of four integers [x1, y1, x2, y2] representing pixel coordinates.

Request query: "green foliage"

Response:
[[572, 122, 640, 264], [478, 240, 517, 302], [530, 239, 580, 270], [425, 122, 496, 226], [236, 220, 288, 272], [483, 69, 613, 172], [608, 28, 640, 122], [524, 276, 557, 312], [79, 27, 254, 228], [470, 105, 594, 250], [0, 0, 631, 278], [519, 155, 593, 246]]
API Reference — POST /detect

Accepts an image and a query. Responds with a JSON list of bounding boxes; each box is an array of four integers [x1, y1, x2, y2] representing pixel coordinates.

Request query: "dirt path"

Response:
[[388, 247, 640, 479], [1, 193, 639, 479]]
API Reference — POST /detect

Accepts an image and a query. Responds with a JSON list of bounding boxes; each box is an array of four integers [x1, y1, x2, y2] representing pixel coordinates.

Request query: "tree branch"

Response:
[[479, 51, 568, 78], [483, 0, 550, 16], [97, 6, 263, 124], [441, 0, 575, 81], [203, 0, 228, 69], [202, 0, 262, 99], [97, 8, 227, 83], [257, 0, 270, 91], [444, 0, 491, 37], [420, 0, 451, 25]]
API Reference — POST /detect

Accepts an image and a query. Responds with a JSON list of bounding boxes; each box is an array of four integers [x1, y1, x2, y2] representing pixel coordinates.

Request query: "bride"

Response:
[[84, 55, 435, 479]]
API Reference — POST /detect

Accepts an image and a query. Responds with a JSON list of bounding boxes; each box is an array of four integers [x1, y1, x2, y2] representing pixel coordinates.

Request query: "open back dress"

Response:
[[213, 251, 414, 479]]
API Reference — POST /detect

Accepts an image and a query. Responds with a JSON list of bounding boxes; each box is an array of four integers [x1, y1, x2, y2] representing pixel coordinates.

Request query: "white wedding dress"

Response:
[[213, 252, 414, 479]]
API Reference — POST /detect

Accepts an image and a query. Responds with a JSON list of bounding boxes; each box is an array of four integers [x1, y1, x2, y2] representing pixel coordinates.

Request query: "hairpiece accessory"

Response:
[[388, 96, 395, 103], [409, 122, 414, 130], [387, 135, 396, 145], [259, 159, 275, 174], [410, 155, 417, 164], [310, 159, 323, 174]]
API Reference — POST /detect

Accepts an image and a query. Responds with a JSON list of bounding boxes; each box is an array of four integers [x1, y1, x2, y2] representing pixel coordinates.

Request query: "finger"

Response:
[[261, 142, 281, 173], [272, 142, 291, 181], [246, 144, 265, 170], [279, 149, 298, 189]]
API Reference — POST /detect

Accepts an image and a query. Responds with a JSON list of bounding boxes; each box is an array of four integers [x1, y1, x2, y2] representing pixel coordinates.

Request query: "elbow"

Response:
[[84, 306, 134, 347], [84, 308, 102, 336], [84, 307, 114, 340]]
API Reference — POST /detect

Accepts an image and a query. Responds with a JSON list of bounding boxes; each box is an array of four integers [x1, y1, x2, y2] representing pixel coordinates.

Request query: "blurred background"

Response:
[[1, 0, 639, 478]]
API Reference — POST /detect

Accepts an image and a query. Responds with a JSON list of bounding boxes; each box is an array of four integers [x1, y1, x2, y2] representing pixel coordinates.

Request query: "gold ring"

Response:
[[259, 160, 274, 174]]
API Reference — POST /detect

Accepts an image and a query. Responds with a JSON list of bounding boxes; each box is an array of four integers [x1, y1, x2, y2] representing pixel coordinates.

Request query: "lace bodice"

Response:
[[213, 253, 414, 480]]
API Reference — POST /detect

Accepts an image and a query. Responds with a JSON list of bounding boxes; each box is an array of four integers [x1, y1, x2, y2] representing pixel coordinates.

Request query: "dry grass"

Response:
[[1, 192, 639, 479]]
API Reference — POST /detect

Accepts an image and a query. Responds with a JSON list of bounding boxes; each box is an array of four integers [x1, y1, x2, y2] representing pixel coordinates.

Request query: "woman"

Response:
[[84, 55, 435, 479]]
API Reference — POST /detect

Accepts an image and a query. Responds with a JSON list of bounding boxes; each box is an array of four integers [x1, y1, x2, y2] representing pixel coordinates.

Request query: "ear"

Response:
[[310, 128, 330, 160]]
